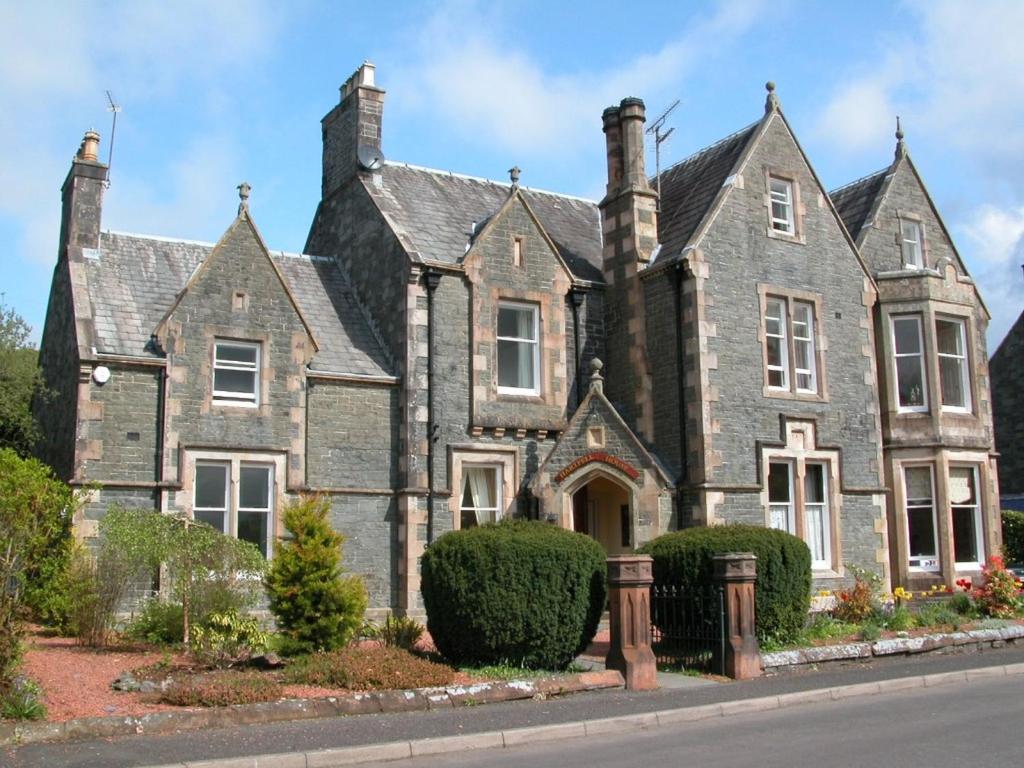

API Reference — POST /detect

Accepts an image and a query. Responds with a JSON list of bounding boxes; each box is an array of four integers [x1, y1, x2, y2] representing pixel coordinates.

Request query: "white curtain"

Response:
[[466, 468, 496, 525]]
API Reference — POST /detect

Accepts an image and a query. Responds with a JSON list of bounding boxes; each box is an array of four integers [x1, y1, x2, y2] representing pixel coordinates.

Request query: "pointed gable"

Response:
[[830, 168, 889, 245]]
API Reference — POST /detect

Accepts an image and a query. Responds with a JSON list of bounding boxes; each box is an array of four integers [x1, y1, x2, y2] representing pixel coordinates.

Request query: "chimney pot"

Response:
[[78, 130, 101, 162]]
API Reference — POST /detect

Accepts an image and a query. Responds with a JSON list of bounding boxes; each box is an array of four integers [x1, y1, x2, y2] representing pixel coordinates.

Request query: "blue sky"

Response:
[[2, 0, 1022, 349]]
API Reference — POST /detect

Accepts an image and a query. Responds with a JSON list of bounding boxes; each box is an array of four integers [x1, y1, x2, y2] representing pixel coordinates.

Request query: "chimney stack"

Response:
[[321, 61, 386, 198], [597, 98, 658, 441], [59, 130, 108, 261]]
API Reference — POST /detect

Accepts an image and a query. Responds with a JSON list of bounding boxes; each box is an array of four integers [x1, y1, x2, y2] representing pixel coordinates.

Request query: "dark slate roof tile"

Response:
[[86, 231, 392, 377], [654, 122, 758, 259], [365, 164, 604, 282], [829, 169, 888, 243]]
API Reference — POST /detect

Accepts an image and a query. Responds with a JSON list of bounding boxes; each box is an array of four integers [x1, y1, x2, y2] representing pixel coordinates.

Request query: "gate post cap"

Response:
[[607, 554, 653, 585], [712, 552, 757, 581]]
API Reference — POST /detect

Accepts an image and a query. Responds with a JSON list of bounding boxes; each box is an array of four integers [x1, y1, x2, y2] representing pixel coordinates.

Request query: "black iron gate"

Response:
[[650, 584, 725, 675]]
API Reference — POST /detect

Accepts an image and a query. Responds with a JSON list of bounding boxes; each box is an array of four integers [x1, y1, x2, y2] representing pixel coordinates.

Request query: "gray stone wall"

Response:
[[644, 269, 683, 479], [77, 366, 161, 484], [307, 379, 399, 489], [327, 494, 398, 610], [698, 116, 882, 491], [992, 313, 1024, 495]]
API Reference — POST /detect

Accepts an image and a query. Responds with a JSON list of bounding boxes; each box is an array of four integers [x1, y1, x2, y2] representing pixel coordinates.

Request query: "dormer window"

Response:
[[497, 302, 539, 395], [213, 340, 260, 406], [769, 177, 795, 234], [901, 219, 924, 268]]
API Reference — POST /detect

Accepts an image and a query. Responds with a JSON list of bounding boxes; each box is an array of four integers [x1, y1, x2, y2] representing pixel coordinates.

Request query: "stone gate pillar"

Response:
[[712, 552, 761, 680], [605, 554, 658, 690]]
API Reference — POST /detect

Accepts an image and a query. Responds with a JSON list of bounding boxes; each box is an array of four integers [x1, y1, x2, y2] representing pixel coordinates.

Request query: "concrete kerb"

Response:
[[137, 663, 1024, 768]]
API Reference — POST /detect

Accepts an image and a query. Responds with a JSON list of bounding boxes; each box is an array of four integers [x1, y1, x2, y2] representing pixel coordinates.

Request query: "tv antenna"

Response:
[[646, 99, 679, 209], [105, 90, 121, 186]]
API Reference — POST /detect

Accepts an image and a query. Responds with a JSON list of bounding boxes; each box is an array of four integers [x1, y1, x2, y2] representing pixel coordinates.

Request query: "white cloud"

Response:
[[962, 204, 1024, 348], [390, 0, 768, 159]]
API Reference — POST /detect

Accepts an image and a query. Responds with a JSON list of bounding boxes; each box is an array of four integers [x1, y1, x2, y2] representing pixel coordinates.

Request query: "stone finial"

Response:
[[237, 181, 251, 214], [77, 130, 101, 162], [765, 81, 779, 114], [509, 166, 521, 189], [589, 357, 604, 395], [895, 115, 907, 160]]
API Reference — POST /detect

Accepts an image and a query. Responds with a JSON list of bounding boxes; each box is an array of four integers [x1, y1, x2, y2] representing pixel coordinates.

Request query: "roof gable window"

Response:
[[213, 340, 260, 406], [900, 219, 924, 269], [497, 302, 539, 395], [769, 177, 795, 234]]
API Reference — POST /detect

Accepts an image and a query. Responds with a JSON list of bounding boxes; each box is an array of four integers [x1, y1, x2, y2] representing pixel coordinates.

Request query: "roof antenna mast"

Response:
[[646, 99, 680, 211], [105, 90, 121, 187]]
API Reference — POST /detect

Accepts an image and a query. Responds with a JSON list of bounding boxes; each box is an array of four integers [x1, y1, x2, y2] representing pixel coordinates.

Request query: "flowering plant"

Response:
[[971, 556, 1022, 619], [833, 564, 881, 622]]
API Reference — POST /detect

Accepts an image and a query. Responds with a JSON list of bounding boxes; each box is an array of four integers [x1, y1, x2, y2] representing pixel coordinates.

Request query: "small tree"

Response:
[[0, 303, 45, 458], [0, 449, 77, 691], [265, 496, 367, 654]]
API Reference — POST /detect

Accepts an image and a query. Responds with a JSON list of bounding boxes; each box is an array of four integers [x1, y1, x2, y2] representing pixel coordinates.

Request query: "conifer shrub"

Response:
[[640, 524, 812, 644], [264, 496, 367, 654], [1001, 510, 1024, 566], [420, 519, 606, 669]]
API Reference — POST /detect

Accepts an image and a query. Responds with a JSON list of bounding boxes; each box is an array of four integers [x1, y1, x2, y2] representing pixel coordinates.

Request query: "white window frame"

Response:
[[458, 464, 503, 529], [768, 461, 796, 535], [900, 219, 924, 269], [769, 177, 795, 234], [935, 317, 971, 414], [950, 465, 984, 570], [765, 298, 790, 391], [803, 462, 831, 571], [903, 464, 940, 572], [496, 301, 540, 396], [892, 315, 928, 413], [212, 339, 260, 407], [193, 461, 230, 534], [792, 301, 818, 394], [189, 454, 279, 558]]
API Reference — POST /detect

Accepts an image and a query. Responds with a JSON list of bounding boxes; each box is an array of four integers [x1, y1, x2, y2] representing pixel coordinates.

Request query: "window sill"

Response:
[[812, 567, 842, 579], [765, 227, 806, 245], [894, 407, 929, 416], [496, 390, 544, 403], [762, 387, 828, 403], [212, 399, 259, 408]]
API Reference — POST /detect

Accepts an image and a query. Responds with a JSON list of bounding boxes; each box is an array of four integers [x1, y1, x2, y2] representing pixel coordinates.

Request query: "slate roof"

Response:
[[830, 169, 888, 244], [654, 122, 758, 259], [364, 163, 604, 282], [83, 231, 393, 377]]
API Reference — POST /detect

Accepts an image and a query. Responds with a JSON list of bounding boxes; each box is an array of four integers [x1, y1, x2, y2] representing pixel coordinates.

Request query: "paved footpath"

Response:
[[6, 645, 1024, 768]]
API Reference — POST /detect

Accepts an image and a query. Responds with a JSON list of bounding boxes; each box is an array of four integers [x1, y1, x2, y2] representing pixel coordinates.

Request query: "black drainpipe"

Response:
[[672, 262, 690, 494], [424, 270, 442, 545], [148, 334, 168, 507], [568, 288, 584, 410]]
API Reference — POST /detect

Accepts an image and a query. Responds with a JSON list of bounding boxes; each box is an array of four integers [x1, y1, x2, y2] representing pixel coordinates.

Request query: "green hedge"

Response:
[[639, 524, 812, 643], [421, 520, 606, 669], [1002, 510, 1024, 566]]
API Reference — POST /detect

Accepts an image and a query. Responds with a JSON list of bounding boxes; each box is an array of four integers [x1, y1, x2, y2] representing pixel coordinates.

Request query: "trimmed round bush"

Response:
[[639, 524, 812, 643], [1001, 510, 1024, 566], [421, 520, 606, 669]]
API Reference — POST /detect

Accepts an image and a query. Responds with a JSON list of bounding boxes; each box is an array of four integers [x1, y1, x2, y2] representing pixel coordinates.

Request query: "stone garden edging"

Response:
[[761, 623, 1024, 673], [0, 670, 624, 747]]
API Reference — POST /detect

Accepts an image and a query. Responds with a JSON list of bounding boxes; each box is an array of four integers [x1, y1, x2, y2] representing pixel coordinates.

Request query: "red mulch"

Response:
[[18, 629, 470, 723]]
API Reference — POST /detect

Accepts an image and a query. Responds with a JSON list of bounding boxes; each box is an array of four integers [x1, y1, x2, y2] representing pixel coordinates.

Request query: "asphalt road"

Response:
[[5, 645, 1024, 767], [362, 675, 1024, 768]]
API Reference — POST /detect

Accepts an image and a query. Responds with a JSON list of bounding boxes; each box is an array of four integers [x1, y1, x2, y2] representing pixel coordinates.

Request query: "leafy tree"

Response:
[[265, 496, 367, 654], [0, 303, 44, 457], [0, 449, 78, 692]]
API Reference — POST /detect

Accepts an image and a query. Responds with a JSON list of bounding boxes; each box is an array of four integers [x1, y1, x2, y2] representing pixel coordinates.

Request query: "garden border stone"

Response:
[[761, 623, 1024, 673], [0, 670, 624, 747]]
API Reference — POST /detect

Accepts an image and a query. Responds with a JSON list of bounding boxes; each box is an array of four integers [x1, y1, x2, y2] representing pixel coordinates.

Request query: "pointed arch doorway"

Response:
[[571, 472, 633, 555]]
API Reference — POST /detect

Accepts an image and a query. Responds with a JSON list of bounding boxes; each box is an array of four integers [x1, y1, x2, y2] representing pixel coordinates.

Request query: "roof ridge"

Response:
[[103, 229, 217, 248], [656, 120, 759, 179], [382, 161, 597, 205], [829, 166, 889, 196]]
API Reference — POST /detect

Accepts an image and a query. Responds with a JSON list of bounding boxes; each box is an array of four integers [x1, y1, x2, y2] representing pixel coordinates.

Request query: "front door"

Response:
[[571, 476, 632, 554]]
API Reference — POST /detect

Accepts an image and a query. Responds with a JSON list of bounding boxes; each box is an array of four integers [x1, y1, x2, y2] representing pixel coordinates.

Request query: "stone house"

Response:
[[990, 308, 1023, 512], [37, 63, 1003, 614]]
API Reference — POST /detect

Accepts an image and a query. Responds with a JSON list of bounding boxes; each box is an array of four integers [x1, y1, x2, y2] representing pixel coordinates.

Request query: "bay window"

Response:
[[936, 318, 970, 412], [904, 465, 939, 571], [892, 315, 927, 411], [950, 466, 983, 567]]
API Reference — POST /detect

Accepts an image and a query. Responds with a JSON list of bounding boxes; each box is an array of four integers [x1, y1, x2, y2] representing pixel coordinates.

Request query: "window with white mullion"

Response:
[[950, 466, 983, 568], [904, 465, 939, 571], [936, 318, 971, 412], [900, 220, 924, 269], [193, 462, 229, 534], [237, 464, 273, 558], [769, 178, 795, 233], [768, 462, 795, 534], [765, 298, 790, 390], [792, 302, 817, 393], [459, 466, 501, 529], [497, 303, 539, 394], [213, 340, 260, 405], [892, 315, 927, 411], [803, 463, 831, 569]]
